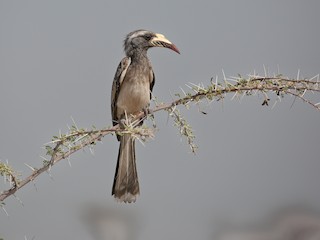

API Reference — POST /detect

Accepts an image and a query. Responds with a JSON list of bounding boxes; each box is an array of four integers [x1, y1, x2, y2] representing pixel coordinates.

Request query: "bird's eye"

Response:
[[144, 34, 153, 41]]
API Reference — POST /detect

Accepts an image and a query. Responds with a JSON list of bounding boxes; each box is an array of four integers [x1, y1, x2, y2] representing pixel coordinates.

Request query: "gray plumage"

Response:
[[111, 29, 179, 203]]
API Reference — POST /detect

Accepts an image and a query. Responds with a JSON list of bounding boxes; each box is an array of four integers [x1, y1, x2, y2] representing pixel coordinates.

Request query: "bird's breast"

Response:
[[116, 70, 151, 118]]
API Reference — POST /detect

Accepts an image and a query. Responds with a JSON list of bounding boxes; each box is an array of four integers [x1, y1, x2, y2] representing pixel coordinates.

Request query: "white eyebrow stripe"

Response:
[[129, 30, 149, 40]]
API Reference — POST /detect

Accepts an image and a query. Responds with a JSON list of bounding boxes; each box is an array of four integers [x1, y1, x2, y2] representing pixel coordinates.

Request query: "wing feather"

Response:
[[149, 69, 155, 99], [111, 57, 131, 126]]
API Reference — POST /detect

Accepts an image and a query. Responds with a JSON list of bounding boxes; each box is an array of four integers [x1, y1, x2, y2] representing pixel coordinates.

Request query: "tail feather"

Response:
[[112, 134, 139, 203]]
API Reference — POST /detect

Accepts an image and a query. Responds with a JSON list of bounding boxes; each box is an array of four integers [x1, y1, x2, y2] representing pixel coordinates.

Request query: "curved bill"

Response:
[[151, 33, 180, 54]]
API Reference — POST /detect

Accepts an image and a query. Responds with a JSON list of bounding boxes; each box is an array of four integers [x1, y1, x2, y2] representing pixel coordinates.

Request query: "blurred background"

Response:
[[1, 1, 320, 239]]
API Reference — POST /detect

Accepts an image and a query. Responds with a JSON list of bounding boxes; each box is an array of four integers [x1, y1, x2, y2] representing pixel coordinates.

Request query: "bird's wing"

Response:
[[149, 68, 155, 99], [111, 56, 131, 126]]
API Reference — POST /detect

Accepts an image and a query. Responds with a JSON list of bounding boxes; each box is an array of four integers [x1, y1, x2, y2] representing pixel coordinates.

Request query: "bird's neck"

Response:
[[127, 48, 149, 63]]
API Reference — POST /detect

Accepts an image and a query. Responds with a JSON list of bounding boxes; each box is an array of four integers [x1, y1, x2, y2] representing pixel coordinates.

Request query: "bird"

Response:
[[111, 29, 180, 203]]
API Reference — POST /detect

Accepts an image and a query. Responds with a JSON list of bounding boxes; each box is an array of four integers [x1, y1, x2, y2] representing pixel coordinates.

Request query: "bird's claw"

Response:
[[142, 107, 151, 116], [119, 118, 128, 127]]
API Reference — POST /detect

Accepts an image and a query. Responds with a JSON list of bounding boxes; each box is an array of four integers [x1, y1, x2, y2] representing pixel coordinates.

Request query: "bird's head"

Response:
[[124, 29, 180, 56]]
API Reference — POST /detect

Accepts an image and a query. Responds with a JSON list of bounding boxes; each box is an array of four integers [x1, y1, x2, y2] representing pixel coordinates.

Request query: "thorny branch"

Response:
[[1, 74, 320, 204]]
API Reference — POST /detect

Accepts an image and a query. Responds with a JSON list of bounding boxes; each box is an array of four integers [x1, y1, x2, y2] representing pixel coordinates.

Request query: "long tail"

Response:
[[112, 134, 139, 203]]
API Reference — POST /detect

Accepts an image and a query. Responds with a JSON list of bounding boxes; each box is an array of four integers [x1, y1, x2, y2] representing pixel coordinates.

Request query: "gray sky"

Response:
[[1, 1, 320, 240]]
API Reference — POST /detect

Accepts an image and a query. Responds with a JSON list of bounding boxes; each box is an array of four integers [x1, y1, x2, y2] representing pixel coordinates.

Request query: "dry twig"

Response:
[[1, 74, 320, 203]]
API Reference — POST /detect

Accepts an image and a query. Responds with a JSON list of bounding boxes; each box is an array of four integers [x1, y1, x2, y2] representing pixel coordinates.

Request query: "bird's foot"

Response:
[[119, 118, 129, 127], [142, 107, 153, 117], [142, 107, 156, 127]]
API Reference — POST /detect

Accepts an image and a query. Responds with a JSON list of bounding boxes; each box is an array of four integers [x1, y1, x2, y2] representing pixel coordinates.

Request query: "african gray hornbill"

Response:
[[111, 30, 180, 203]]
